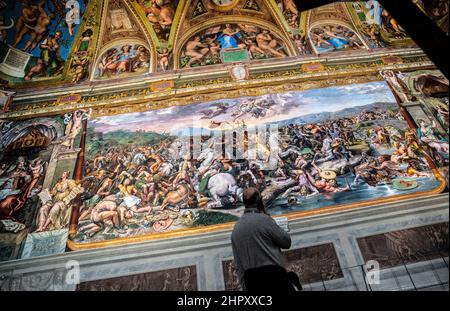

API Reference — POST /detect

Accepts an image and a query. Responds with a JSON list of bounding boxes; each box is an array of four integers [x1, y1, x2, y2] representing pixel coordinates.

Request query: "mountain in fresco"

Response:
[[272, 102, 399, 126]]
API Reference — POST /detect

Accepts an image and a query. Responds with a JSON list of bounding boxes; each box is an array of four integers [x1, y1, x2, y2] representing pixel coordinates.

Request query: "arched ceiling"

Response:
[[0, 0, 418, 90]]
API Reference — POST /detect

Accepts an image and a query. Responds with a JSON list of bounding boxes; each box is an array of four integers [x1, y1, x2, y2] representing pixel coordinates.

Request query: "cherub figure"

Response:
[[158, 48, 170, 71]]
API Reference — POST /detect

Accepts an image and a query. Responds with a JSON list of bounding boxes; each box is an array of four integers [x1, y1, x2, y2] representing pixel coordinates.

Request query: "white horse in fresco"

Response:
[[196, 147, 242, 208], [206, 173, 241, 208]]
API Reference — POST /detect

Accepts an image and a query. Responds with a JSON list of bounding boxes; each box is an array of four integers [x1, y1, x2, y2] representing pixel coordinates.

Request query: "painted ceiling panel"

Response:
[[0, 1, 441, 90]]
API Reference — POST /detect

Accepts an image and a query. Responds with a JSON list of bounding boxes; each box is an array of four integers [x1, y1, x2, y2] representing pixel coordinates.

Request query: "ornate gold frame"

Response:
[[2, 50, 434, 120]]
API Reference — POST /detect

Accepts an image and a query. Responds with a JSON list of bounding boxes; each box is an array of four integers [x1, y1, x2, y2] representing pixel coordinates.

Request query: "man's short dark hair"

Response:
[[243, 187, 265, 212]]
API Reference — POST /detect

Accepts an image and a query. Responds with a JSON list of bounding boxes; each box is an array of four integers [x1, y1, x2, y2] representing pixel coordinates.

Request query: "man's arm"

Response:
[[266, 216, 291, 249]]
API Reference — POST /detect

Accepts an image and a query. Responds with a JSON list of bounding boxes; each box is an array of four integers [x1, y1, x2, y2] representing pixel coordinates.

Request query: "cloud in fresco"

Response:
[[90, 81, 396, 134]]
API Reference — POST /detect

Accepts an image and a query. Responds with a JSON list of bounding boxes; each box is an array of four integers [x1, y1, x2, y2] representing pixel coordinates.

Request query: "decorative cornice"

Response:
[[1, 49, 434, 120]]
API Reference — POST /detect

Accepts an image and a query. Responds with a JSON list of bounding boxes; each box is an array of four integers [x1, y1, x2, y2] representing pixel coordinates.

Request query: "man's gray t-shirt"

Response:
[[231, 208, 292, 288]]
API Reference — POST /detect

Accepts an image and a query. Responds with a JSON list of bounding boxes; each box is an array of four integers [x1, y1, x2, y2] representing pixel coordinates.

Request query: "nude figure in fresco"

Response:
[[140, 0, 174, 29], [184, 36, 210, 67], [62, 110, 86, 150], [237, 24, 259, 36], [282, 0, 299, 27], [158, 48, 170, 71], [79, 195, 123, 237], [13, 0, 40, 48], [244, 38, 265, 56], [21, 159, 44, 199], [380, 70, 410, 102], [22, 0, 56, 52], [256, 30, 286, 57]]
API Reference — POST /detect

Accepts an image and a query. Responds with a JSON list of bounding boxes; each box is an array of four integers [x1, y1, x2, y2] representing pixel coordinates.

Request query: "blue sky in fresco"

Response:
[[90, 81, 397, 134]]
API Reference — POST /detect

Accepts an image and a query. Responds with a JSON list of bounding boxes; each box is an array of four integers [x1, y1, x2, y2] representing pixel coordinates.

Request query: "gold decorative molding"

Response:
[[55, 93, 82, 106], [150, 80, 175, 92], [2, 53, 436, 121]]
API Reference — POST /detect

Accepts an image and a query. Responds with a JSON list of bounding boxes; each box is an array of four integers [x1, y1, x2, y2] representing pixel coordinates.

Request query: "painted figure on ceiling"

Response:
[[138, 0, 177, 41], [24, 30, 63, 80], [276, 0, 299, 28], [21, 0, 56, 52], [364, 0, 383, 25], [13, 0, 41, 49], [183, 36, 211, 67], [310, 24, 365, 53], [157, 48, 170, 71], [363, 0, 407, 38], [414, 0, 448, 32], [293, 34, 309, 55], [65, 0, 81, 36], [180, 23, 287, 68], [95, 44, 150, 79], [217, 24, 242, 49], [0, 0, 86, 83], [77, 28, 93, 52]]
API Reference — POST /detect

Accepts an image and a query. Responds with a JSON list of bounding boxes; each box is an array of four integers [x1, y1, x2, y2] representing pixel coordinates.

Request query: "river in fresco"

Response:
[[269, 173, 441, 215]]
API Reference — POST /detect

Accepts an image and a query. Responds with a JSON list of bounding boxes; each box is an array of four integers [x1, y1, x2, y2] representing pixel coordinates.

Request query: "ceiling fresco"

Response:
[[0, 0, 419, 88]]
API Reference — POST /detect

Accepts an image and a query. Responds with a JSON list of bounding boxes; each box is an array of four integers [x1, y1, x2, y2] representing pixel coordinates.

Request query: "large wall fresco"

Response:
[[0, 0, 87, 83], [1, 80, 443, 253], [0, 1, 447, 262]]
